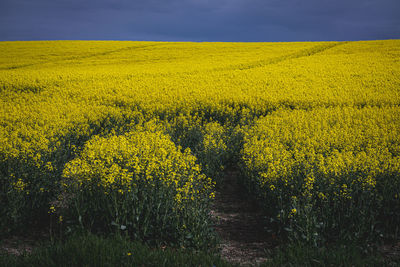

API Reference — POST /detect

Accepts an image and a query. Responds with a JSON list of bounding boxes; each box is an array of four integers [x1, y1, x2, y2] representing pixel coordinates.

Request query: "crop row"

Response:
[[1, 40, 399, 248], [241, 106, 400, 244]]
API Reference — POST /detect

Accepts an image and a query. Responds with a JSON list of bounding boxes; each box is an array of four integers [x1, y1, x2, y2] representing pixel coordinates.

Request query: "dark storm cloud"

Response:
[[0, 0, 399, 41]]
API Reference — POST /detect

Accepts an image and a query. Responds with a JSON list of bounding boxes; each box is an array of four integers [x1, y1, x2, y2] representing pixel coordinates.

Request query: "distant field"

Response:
[[1, 40, 399, 251]]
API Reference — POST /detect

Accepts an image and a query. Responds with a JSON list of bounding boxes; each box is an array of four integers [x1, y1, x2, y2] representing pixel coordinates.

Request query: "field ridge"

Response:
[[212, 168, 273, 265], [214, 41, 347, 71], [0, 43, 160, 70]]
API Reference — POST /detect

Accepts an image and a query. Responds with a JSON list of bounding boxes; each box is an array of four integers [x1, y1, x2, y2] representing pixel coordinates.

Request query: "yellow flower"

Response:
[[270, 185, 275, 191], [13, 179, 27, 192], [318, 192, 327, 200], [48, 206, 56, 214]]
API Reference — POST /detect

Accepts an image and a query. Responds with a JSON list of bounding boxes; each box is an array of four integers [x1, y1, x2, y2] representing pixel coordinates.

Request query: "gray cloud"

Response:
[[0, 0, 399, 41]]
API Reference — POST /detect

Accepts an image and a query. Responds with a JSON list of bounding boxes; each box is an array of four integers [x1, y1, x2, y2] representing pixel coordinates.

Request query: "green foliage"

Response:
[[61, 130, 216, 249], [0, 233, 232, 267], [2, 234, 396, 266], [167, 115, 230, 184], [265, 243, 397, 267], [0, 107, 144, 235], [241, 106, 400, 245]]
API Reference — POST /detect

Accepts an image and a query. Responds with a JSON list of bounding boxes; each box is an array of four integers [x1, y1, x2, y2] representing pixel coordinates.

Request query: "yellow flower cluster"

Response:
[[63, 130, 214, 203], [60, 130, 215, 247], [242, 106, 400, 195], [1, 39, 399, 242], [13, 178, 27, 192], [241, 106, 400, 242]]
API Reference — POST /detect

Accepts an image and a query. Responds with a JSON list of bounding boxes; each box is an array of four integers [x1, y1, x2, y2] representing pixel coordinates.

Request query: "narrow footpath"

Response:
[[211, 168, 275, 266]]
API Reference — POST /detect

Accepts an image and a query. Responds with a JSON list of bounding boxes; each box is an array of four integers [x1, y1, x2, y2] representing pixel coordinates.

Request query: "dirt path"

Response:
[[211, 168, 276, 266]]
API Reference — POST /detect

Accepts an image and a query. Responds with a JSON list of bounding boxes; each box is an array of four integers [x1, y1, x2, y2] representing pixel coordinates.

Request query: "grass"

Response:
[[266, 243, 399, 267], [2, 233, 398, 266], [0, 233, 232, 267]]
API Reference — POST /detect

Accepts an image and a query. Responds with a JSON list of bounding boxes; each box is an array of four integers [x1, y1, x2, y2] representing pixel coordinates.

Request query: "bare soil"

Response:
[[211, 168, 276, 266], [0, 230, 48, 256]]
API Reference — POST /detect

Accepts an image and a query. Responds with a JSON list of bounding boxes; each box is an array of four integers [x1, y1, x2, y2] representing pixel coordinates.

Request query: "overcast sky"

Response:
[[1, 0, 399, 42]]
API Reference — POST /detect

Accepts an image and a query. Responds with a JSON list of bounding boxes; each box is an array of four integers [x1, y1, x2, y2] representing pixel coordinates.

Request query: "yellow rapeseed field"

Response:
[[0, 40, 399, 247]]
